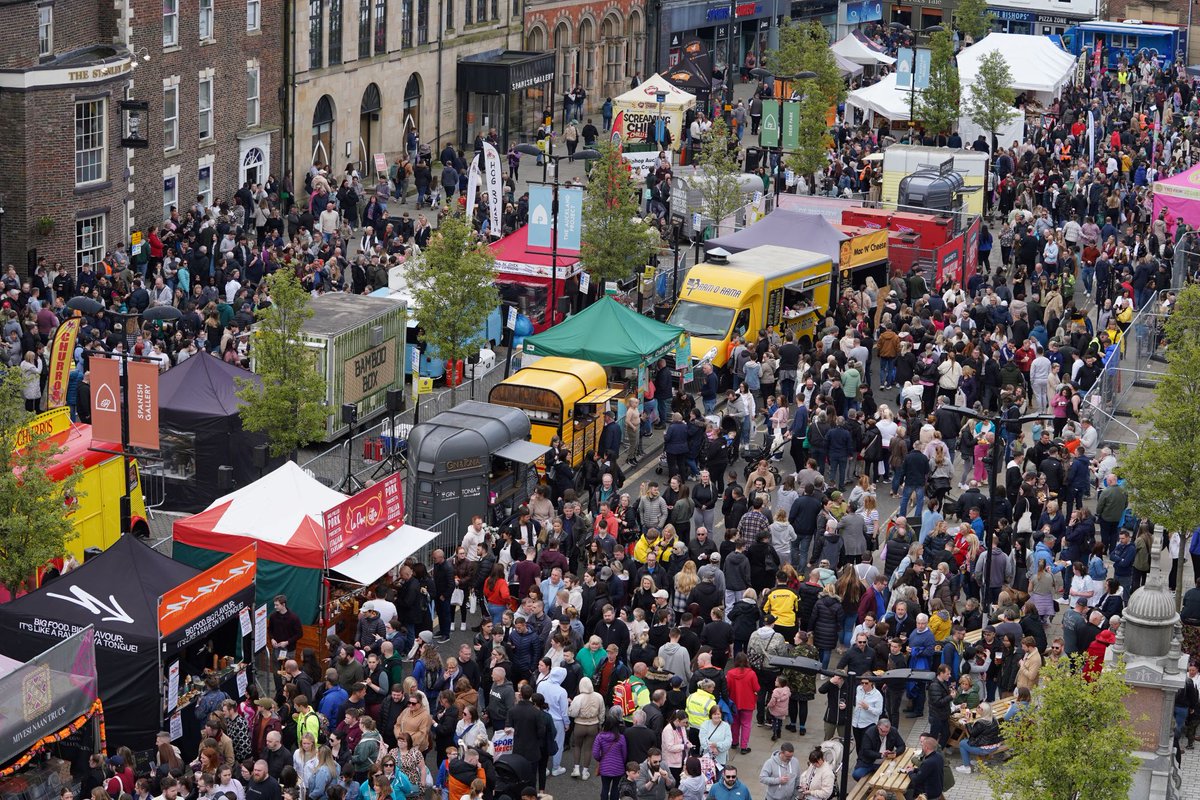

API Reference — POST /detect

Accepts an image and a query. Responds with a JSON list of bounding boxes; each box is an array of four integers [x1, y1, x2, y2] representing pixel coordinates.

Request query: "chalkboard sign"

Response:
[[767, 288, 784, 327]]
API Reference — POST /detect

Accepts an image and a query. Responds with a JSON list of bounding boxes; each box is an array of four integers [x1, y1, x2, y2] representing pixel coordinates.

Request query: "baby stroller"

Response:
[[741, 436, 787, 479], [820, 738, 844, 778], [493, 753, 536, 800]]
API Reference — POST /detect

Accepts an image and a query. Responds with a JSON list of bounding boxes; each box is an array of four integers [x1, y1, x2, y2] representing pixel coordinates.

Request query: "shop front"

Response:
[[657, 1, 785, 79], [886, 0, 946, 32], [457, 50, 555, 153], [988, 8, 1078, 36]]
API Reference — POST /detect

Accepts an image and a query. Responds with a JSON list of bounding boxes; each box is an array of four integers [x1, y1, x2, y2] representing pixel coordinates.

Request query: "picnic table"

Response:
[[869, 748, 919, 795], [949, 696, 1015, 747]]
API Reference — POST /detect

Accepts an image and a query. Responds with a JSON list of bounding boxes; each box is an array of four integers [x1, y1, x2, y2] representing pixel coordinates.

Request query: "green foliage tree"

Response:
[[693, 116, 744, 235], [915, 31, 960, 137], [0, 369, 80, 594], [987, 655, 1138, 800], [580, 141, 660, 285], [238, 270, 328, 457], [770, 21, 845, 186], [407, 212, 499, 401], [963, 49, 1019, 154], [1121, 285, 1200, 586], [955, 0, 994, 43]]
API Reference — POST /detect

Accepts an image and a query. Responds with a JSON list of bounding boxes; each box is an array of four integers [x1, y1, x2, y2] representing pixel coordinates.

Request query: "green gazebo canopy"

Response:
[[522, 297, 686, 369]]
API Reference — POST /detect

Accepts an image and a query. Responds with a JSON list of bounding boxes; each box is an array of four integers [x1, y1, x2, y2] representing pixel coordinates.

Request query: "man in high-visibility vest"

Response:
[[685, 678, 718, 751], [762, 572, 800, 642]]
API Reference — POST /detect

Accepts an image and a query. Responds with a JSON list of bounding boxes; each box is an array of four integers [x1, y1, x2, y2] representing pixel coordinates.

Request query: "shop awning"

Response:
[[331, 525, 441, 585], [493, 440, 552, 464]]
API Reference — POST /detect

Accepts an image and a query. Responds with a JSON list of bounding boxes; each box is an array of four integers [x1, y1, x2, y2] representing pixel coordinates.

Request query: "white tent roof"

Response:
[[209, 461, 348, 544], [614, 73, 696, 109], [832, 33, 896, 66], [957, 33, 1076, 96], [834, 51, 865, 78], [332, 525, 441, 584], [846, 73, 911, 121]]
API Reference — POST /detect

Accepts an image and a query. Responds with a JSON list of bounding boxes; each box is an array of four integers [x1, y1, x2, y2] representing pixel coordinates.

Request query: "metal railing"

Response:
[[410, 513, 461, 565], [1080, 290, 1170, 448], [298, 364, 509, 491]]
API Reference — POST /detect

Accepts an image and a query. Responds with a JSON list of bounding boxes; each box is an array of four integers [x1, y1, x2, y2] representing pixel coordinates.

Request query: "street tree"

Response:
[[580, 141, 660, 287], [0, 368, 80, 595], [955, 0, 994, 43], [693, 116, 745, 235], [406, 211, 499, 401], [987, 654, 1138, 800], [915, 30, 960, 137], [1121, 285, 1200, 594], [237, 269, 328, 457], [963, 49, 1019, 154], [769, 21, 845, 188]]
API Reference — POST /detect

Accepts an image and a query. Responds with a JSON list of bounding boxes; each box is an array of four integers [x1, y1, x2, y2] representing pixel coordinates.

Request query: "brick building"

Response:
[[522, 0, 646, 122], [0, 0, 282, 275]]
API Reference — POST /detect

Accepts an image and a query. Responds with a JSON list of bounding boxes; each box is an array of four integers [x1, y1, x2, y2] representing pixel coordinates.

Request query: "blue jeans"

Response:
[[703, 397, 717, 414], [900, 484, 924, 517], [959, 741, 997, 769], [841, 614, 857, 647], [830, 457, 848, 489], [880, 357, 896, 386], [486, 602, 507, 625], [818, 648, 833, 669], [1081, 265, 1095, 293], [891, 470, 904, 495], [851, 764, 876, 780]]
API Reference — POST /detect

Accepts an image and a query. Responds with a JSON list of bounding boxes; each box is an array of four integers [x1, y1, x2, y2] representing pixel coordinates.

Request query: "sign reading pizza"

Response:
[[324, 472, 405, 559]]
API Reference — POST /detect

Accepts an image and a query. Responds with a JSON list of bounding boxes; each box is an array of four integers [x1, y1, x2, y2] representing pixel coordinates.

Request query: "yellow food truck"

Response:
[[489, 357, 623, 468], [17, 407, 150, 569], [668, 245, 833, 368]]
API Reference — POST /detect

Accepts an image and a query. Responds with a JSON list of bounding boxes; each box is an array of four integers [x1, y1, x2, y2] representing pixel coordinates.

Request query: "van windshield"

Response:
[[668, 301, 735, 338]]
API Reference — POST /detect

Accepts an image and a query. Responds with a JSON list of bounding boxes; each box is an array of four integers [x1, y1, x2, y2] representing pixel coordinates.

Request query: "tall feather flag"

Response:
[[482, 141, 503, 238], [465, 154, 482, 221]]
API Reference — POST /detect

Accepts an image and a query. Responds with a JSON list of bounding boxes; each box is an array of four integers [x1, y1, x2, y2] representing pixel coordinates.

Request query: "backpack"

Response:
[[1119, 507, 1139, 532], [302, 710, 331, 745], [613, 679, 638, 717]]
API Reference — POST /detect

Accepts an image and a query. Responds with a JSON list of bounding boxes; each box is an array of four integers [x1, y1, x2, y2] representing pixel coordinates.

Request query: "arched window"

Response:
[[526, 24, 545, 52], [602, 14, 622, 87], [403, 74, 422, 141], [360, 83, 382, 166], [312, 95, 335, 166], [578, 18, 594, 94], [627, 10, 643, 77], [554, 22, 571, 85]]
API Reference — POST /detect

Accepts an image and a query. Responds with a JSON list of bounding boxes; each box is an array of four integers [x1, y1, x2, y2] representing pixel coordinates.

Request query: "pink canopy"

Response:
[[1152, 162, 1200, 235]]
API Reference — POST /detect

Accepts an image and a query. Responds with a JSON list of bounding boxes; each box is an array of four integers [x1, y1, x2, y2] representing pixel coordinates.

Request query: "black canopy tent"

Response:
[[149, 353, 282, 512], [0, 536, 200, 749]]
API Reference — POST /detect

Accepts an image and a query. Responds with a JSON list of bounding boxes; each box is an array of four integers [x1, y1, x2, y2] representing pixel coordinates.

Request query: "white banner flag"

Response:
[[1088, 109, 1095, 167], [465, 154, 482, 221], [482, 141, 503, 238]]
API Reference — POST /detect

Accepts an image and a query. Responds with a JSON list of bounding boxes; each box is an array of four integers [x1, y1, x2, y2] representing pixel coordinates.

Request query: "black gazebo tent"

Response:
[[155, 353, 281, 512], [0, 536, 200, 749]]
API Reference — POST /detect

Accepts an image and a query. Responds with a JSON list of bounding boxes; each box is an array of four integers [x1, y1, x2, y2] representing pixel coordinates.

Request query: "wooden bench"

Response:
[[869, 748, 919, 795], [846, 779, 876, 800]]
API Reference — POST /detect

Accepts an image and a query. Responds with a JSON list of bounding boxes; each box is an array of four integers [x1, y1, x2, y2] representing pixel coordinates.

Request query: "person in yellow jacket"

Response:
[[762, 573, 800, 640], [685, 678, 718, 751], [633, 526, 677, 566], [293, 694, 322, 744]]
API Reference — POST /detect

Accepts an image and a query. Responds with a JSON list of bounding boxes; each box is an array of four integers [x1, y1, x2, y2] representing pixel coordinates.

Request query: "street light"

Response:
[[67, 296, 181, 535], [513, 146, 602, 325], [942, 404, 1052, 608], [770, 655, 935, 800]]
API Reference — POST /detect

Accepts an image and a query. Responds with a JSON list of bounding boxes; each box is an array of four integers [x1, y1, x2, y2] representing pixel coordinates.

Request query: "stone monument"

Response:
[[1106, 528, 1188, 800]]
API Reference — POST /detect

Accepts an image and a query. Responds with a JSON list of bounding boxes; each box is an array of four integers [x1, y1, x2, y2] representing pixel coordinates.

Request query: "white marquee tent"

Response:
[[846, 72, 912, 122], [832, 32, 896, 67], [957, 33, 1077, 150]]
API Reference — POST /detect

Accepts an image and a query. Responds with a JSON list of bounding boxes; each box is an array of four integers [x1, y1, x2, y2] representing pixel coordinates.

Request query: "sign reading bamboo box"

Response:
[[344, 338, 397, 404], [323, 471, 405, 560]]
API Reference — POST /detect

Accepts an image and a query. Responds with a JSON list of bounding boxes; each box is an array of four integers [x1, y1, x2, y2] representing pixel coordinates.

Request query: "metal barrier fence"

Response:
[[410, 512, 461, 566], [1079, 290, 1169, 449], [298, 364, 508, 491]]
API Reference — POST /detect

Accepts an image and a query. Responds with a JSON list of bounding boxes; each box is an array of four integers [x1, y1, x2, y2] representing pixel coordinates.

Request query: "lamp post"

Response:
[[66, 296, 181, 535], [770, 655, 934, 800], [942, 404, 1052, 609], [514, 145, 601, 326], [904, 24, 941, 139]]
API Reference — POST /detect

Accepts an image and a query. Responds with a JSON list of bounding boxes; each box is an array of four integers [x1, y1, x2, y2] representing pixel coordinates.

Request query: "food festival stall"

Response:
[[0, 536, 255, 751], [491, 226, 583, 333], [0, 627, 100, 780], [173, 462, 438, 667], [613, 74, 696, 151]]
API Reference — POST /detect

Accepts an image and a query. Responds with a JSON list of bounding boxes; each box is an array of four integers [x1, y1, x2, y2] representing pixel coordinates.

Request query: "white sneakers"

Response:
[[571, 766, 581, 778], [459, 622, 467, 631], [552, 767, 567, 777], [581, 769, 590, 781], [955, 765, 973, 774]]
